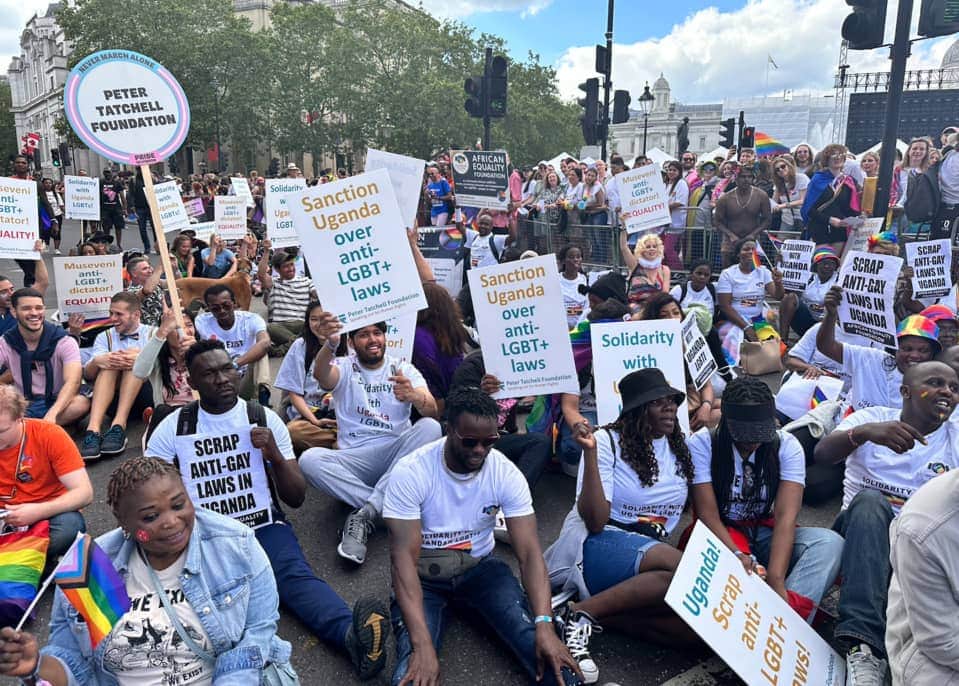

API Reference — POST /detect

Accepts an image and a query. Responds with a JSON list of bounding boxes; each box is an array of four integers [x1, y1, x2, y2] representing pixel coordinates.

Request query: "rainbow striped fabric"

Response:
[[0, 521, 50, 624], [754, 132, 790, 158], [752, 242, 770, 269], [54, 534, 130, 648], [810, 386, 828, 409]]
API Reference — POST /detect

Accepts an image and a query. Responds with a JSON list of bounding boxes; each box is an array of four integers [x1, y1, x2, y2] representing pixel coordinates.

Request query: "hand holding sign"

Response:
[[317, 311, 344, 348], [479, 373, 503, 397], [250, 427, 279, 463], [824, 285, 842, 316]]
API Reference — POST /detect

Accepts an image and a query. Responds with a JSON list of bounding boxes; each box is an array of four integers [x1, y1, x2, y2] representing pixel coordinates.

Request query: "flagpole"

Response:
[[14, 531, 84, 631]]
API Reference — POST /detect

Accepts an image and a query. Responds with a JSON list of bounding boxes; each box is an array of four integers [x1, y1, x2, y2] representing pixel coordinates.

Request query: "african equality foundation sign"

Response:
[[450, 150, 509, 210]]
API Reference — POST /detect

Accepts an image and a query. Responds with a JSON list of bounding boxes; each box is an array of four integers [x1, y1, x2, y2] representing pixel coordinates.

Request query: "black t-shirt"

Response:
[[100, 180, 125, 211]]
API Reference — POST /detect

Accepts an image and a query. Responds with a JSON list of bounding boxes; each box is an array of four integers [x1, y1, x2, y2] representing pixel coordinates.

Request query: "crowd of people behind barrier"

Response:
[[0, 129, 958, 686]]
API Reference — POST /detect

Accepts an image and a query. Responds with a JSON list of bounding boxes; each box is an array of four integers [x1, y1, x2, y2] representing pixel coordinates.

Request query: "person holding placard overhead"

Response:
[[545, 369, 699, 683], [778, 246, 840, 339], [300, 312, 441, 566], [688, 377, 844, 623]]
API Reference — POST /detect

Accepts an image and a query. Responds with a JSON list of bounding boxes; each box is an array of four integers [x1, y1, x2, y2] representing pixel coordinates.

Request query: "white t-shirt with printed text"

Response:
[[670, 283, 715, 314], [466, 229, 507, 269], [194, 311, 267, 374], [841, 344, 902, 412], [560, 273, 589, 329], [716, 265, 773, 321]]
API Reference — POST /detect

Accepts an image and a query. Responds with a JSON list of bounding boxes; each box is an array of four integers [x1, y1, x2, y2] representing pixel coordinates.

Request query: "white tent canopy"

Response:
[[702, 146, 730, 162], [856, 139, 908, 160], [643, 147, 673, 167]]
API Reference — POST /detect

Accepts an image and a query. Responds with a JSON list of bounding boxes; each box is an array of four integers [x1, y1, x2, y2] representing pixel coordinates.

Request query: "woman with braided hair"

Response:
[[688, 377, 843, 624], [0, 456, 298, 685], [545, 368, 699, 683]]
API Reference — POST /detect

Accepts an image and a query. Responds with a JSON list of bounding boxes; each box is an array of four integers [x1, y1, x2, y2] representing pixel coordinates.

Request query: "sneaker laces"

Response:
[[564, 617, 600, 660], [82, 432, 99, 447], [344, 512, 374, 544], [847, 651, 883, 686], [104, 425, 123, 438]]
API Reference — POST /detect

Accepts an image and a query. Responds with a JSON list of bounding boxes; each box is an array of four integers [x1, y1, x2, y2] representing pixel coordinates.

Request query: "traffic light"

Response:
[[488, 56, 508, 118], [919, 0, 959, 38], [719, 118, 735, 148], [464, 76, 485, 118], [578, 78, 600, 146], [58, 142, 70, 168], [51, 148, 60, 167], [268, 157, 280, 177], [612, 90, 631, 124], [741, 126, 756, 149], [842, 0, 888, 50]]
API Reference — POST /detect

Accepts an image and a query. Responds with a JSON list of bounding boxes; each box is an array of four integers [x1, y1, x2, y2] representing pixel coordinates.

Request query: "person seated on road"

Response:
[[132, 305, 197, 444], [145, 339, 390, 679], [125, 255, 166, 327], [778, 246, 840, 339], [200, 234, 237, 279], [814, 360, 959, 686], [273, 302, 339, 455], [384, 387, 583, 686], [299, 312, 441, 566], [886, 459, 959, 685], [0, 456, 297, 685], [80, 291, 154, 461], [88, 231, 120, 256], [0, 288, 88, 425], [257, 239, 316, 358], [0, 249, 48, 337], [0, 385, 92, 562], [194, 284, 270, 404], [546, 369, 699, 684], [689, 377, 844, 623]]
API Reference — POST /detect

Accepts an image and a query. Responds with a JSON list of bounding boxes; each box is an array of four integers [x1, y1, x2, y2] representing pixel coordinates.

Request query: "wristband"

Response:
[[324, 337, 339, 353], [534, 615, 553, 625]]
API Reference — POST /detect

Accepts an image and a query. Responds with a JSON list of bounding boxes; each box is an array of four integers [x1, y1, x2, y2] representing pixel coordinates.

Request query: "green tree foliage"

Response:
[[0, 82, 18, 169]]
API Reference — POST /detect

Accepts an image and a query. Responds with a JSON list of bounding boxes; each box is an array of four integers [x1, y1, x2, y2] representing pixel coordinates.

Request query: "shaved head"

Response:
[[903, 360, 957, 387]]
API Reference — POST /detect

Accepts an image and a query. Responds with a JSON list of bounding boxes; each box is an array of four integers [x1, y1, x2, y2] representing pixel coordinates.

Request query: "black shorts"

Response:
[[100, 210, 124, 232]]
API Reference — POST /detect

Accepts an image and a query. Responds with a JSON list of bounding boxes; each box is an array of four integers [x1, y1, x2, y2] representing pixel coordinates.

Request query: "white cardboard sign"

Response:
[[468, 254, 578, 398], [780, 240, 816, 292], [837, 250, 902, 348], [386, 313, 417, 363], [152, 180, 190, 234], [63, 175, 100, 221], [665, 522, 845, 686], [0, 178, 40, 260], [365, 148, 425, 229], [231, 176, 255, 208], [265, 177, 307, 249], [53, 254, 124, 321], [590, 319, 689, 432], [906, 239, 952, 300], [682, 313, 718, 391], [215, 195, 247, 240], [289, 168, 427, 330], [615, 165, 671, 235]]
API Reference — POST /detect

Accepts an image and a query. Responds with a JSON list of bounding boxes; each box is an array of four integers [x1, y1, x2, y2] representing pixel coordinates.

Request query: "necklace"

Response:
[[735, 187, 753, 209]]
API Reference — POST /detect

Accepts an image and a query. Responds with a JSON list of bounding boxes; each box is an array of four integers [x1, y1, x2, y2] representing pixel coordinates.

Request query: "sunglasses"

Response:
[[775, 165, 787, 171], [453, 429, 499, 449]]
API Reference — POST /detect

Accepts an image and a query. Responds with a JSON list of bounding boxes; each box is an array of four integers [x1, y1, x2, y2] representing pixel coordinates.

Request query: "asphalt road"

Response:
[[1, 218, 845, 686]]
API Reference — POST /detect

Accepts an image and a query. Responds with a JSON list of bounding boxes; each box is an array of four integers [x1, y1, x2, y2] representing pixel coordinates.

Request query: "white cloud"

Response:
[[555, 0, 956, 104], [1, 0, 56, 72], [417, 0, 552, 19]]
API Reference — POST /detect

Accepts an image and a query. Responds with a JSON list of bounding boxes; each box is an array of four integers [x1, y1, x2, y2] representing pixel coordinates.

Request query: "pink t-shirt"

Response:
[[0, 334, 81, 399]]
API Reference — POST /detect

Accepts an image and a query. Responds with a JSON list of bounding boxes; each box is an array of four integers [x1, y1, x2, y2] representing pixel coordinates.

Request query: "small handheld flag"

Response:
[[752, 242, 770, 269], [0, 521, 50, 626], [53, 533, 130, 648], [810, 386, 828, 409]]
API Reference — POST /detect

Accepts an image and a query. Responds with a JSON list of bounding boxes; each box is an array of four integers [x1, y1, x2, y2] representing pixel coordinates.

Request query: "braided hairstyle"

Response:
[[602, 402, 694, 488], [710, 377, 781, 524], [107, 457, 182, 515]]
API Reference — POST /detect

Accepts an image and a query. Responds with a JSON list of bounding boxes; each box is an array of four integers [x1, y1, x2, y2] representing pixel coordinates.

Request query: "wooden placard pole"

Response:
[[140, 165, 186, 332]]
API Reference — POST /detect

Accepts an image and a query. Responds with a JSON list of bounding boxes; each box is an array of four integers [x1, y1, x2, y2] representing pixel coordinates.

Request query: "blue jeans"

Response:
[[136, 210, 153, 252], [255, 518, 352, 652], [47, 511, 86, 560], [582, 526, 660, 595], [832, 489, 895, 654], [584, 211, 608, 226], [558, 410, 597, 473], [750, 525, 844, 618], [391, 556, 578, 686], [25, 398, 51, 419]]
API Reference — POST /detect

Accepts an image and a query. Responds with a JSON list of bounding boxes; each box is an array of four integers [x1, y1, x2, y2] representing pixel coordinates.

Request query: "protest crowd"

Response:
[[1, 125, 959, 686]]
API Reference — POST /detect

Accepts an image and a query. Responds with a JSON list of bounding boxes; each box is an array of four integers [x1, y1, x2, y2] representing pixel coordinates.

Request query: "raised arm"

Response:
[[815, 285, 845, 364], [312, 311, 343, 389]]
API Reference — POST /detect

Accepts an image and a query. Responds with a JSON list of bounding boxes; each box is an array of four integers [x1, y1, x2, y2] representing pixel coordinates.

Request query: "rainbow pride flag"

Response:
[[752, 242, 770, 269], [0, 521, 50, 624], [751, 315, 781, 343], [810, 386, 828, 409], [754, 132, 790, 158], [54, 534, 130, 648]]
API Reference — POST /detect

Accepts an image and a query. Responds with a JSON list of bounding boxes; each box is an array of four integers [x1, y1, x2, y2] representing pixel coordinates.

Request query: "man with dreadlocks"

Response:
[[688, 377, 843, 624], [545, 368, 699, 684]]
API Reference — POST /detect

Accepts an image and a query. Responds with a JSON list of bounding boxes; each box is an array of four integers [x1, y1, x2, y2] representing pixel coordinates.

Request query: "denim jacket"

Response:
[[41, 508, 293, 686]]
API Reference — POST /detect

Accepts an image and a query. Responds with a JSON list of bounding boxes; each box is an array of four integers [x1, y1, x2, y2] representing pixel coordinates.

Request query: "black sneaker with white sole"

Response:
[[100, 424, 128, 456], [345, 596, 390, 680], [80, 430, 101, 461], [559, 605, 601, 684]]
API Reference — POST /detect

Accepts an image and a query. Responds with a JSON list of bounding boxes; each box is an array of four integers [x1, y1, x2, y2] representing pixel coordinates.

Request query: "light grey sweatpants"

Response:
[[299, 419, 442, 514]]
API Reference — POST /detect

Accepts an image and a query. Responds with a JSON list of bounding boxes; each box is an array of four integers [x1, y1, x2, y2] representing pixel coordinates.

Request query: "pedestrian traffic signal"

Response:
[[58, 143, 70, 168], [919, 0, 959, 38], [464, 76, 485, 118], [488, 56, 508, 118], [719, 118, 735, 149], [51, 149, 60, 167], [741, 126, 756, 149], [842, 0, 888, 50], [612, 90, 631, 124], [578, 78, 600, 146]]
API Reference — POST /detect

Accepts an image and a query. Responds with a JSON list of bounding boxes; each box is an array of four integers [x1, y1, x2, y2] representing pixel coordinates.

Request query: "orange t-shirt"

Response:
[[0, 419, 84, 505]]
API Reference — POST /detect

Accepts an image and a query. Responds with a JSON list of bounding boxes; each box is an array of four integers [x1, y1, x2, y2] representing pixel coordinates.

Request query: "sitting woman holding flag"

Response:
[[0, 457, 297, 686]]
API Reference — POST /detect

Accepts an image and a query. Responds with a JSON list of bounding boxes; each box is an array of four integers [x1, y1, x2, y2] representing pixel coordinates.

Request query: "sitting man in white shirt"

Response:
[[195, 284, 270, 404], [299, 312, 441, 565], [80, 291, 153, 461], [815, 361, 959, 686], [384, 387, 582, 686]]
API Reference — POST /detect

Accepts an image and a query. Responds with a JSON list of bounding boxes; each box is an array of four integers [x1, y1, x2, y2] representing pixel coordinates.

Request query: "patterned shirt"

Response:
[[266, 275, 313, 323], [127, 284, 164, 327]]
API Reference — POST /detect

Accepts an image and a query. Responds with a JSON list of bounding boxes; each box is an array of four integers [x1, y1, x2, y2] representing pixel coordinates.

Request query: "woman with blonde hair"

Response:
[[620, 232, 670, 315], [892, 138, 933, 210], [860, 151, 880, 178], [771, 156, 809, 231]]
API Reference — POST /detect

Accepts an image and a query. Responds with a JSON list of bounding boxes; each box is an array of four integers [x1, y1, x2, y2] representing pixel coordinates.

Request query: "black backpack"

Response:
[[905, 162, 942, 223]]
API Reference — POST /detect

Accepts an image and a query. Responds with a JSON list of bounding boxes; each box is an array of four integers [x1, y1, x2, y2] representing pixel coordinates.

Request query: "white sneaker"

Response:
[[845, 644, 888, 686], [54, 249, 61, 255], [562, 608, 601, 684]]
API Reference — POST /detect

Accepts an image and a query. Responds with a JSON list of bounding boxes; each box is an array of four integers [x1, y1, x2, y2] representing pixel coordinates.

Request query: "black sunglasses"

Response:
[[453, 429, 498, 449]]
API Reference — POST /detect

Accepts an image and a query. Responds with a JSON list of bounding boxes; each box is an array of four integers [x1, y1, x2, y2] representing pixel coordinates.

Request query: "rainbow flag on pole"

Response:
[[752, 242, 770, 269], [754, 132, 790, 158], [54, 534, 130, 648], [0, 521, 50, 625]]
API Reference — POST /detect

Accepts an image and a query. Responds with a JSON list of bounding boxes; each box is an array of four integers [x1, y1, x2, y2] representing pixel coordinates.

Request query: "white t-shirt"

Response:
[[327, 355, 427, 449], [194, 311, 266, 373], [689, 428, 804, 522], [841, 344, 902, 411], [102, 550, 213, 686], [777, 173, 810, 228], [838, 406, 959, 515], [383, 438, 534, 559], [92, 324, 154, 356], [670, 282, 716, 314], [716, 265, 773, 321], [668, 179, 689, 228], [466, 229, 507, 269], [582, 429, 689, 534], [560, 273, 589, 329], [273, 337, 326, 420], [801, 273, 839, 320], [564, 182, 584, 205]]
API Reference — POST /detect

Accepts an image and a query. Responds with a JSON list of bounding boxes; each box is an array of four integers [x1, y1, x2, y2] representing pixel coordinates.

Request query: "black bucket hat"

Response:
[[618, 368, 685, 417]]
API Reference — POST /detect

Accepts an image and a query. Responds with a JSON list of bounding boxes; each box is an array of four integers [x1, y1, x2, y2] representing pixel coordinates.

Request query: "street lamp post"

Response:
[[638, 82, 654, 157]]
